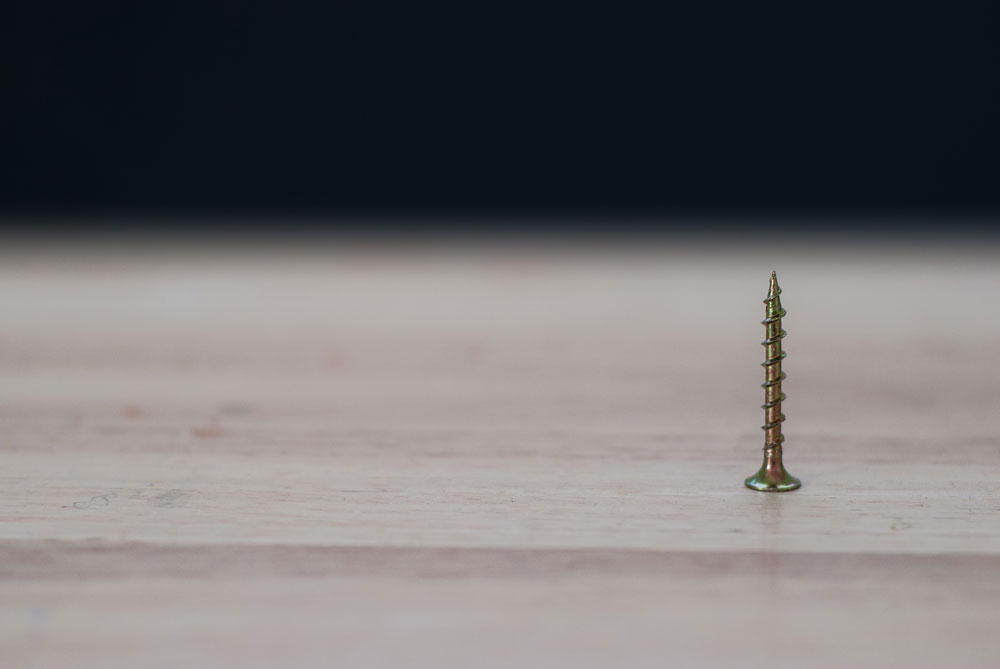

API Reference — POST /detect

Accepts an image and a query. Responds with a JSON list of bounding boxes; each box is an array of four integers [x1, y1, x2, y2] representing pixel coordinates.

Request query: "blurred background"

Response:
[[3, 2, 999, 231]]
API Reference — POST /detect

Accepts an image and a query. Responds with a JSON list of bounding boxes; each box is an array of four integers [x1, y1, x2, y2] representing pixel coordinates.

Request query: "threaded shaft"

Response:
[[761, 271, 786, 448]]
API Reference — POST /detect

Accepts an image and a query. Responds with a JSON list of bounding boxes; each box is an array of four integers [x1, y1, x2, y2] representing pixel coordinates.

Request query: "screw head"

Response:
[[745, 445, 801, 492], [744, 469, 801, 492]]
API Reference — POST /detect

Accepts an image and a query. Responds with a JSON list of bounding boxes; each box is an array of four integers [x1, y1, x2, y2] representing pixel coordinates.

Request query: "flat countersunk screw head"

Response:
[[745, 271, 801, 492]]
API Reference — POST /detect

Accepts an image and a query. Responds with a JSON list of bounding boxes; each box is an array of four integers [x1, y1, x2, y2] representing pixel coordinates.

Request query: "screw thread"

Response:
[[761, 272, 786, 449]]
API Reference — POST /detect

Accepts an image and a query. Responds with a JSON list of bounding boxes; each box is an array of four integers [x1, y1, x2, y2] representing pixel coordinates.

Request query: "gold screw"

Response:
[[745, 271, 801, 492]]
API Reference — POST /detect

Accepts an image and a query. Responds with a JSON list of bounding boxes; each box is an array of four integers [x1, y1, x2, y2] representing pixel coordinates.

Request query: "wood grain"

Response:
[[2, 240, 999, 667]]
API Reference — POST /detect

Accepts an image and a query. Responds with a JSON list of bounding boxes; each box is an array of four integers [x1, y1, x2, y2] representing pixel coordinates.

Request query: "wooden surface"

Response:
[[2, 239, 999, 667]]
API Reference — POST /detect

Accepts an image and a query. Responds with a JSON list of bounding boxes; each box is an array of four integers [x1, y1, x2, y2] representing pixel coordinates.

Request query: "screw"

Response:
[[745, 271, 801, 492]]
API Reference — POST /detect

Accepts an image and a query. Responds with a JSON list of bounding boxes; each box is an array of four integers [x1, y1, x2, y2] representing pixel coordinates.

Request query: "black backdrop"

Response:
[[3, 2, 999, 228]]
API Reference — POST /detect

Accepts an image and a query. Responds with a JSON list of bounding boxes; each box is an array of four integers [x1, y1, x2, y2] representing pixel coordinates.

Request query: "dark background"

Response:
[[3, 2, 999, 230]]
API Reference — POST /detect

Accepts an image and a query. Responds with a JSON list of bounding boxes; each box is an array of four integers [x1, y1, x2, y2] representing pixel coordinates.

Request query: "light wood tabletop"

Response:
[[2, 237, 999, 668]]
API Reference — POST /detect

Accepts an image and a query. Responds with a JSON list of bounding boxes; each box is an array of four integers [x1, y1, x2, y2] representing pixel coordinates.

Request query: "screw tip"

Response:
[[768, 271, 780, 296]]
